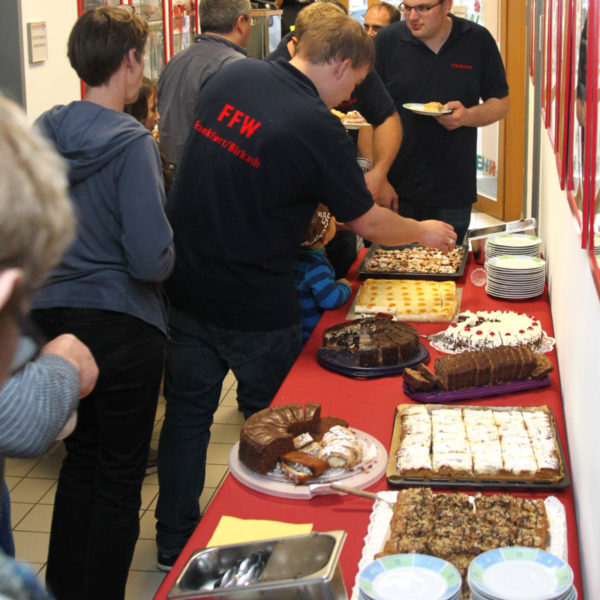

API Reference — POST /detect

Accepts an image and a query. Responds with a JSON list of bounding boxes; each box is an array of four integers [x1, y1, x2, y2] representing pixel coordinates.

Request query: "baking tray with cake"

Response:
[[346, 280, 462, 323], [385, 404, 570, 490], [401, 345, 554, 402], [356, 243, 468, 280], [316, 316, 429, 378]]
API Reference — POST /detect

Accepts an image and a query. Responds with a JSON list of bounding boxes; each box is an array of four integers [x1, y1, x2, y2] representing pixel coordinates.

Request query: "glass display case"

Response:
[[133, 0, 166, 80], [169, 0, 197, 57]]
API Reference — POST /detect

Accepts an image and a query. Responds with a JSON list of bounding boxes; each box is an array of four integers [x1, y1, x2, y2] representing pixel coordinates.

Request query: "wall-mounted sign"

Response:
[[27, 22, 48, 64]]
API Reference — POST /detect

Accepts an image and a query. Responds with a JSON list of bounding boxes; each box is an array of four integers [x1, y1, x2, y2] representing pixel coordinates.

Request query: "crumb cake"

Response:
[[365, 245, 465, 274], [378, 487, 549, 592], [392, 404, 563, 482], [322, 316, 420, 367], [355, 278, 457, 321], [437, 310, 545, 351]]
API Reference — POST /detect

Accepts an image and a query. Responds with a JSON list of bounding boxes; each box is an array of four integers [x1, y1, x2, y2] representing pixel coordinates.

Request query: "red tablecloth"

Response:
[[154, 252, 583, 599]]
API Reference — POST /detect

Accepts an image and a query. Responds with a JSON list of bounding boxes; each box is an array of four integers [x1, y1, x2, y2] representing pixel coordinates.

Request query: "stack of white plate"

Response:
[[467, 547, 576, 600], [358, 553, 462, 600], [485, 255, 546, 299], [485, 234, 542, 260], [594, 233, 600, 256]]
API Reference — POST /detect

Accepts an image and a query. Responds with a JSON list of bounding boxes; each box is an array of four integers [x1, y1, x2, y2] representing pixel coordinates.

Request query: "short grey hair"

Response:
[[199, 0, 251, 34], [0, 96, 75, 295]]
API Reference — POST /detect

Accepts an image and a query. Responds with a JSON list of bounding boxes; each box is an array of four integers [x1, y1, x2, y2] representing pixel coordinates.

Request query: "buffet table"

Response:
[[154, 251, 583, 599]]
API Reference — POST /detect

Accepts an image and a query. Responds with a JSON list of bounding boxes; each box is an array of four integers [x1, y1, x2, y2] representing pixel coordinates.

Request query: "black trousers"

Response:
[[32, 308, 165, 600]]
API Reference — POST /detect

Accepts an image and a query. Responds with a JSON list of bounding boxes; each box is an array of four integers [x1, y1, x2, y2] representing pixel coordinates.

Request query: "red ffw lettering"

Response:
[[240, 116, 262, 139], [217, 104, 235, 122], [228, 110, 244, 128]]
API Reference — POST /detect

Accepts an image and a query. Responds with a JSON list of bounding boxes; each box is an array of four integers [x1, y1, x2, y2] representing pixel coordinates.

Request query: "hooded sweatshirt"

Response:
[[33, 101, 174, 333]]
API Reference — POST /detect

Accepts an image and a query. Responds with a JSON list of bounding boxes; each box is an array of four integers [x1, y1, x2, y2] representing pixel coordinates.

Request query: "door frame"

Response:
[[474, 0, 527, 221]]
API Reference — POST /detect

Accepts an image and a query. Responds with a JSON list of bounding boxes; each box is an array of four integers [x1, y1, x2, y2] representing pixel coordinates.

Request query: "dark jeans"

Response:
[[155, 308, 301, 557], [0, 480, 14, 557], [32, 308, 165, 600], [395, 199, 472, 245]]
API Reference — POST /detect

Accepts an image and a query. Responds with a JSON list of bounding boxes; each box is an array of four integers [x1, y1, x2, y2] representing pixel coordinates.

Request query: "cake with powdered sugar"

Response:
[[437, 310, 544, 351], [392, 404, 563, 483]]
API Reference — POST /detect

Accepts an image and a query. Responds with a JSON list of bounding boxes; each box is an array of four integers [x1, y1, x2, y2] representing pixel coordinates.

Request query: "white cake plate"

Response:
[[228, 429, 388, 500]]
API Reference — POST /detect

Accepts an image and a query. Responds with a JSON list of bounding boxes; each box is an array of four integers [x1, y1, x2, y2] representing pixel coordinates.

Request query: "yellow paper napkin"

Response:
[[207, 516, 312, 548]]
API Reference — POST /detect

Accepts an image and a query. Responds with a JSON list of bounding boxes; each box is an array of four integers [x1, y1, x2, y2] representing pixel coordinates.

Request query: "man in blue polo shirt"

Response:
[[375, 0, 510, 242], [155, 10, 456, 569]]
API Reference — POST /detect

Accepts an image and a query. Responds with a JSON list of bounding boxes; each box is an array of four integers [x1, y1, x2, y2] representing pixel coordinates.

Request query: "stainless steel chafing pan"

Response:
[[167, 530, 347, 600], [467, 217, 537, 264]]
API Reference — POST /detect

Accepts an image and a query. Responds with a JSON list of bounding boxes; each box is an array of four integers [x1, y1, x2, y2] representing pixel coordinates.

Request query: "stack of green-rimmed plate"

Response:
[[485, 234, 542, 260], [468, 547, 576, 600], [485, 255, 546, 299], [358, 553, 462, 600]]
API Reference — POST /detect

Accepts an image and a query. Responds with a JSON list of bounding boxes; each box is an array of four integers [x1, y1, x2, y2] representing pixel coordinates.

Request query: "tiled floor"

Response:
[[6, 210, 504, 599], [5, 370, 243, 600]]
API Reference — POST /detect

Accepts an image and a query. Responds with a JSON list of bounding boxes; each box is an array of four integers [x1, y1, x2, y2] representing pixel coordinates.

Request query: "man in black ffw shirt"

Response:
[[156, 11, 456, 569]]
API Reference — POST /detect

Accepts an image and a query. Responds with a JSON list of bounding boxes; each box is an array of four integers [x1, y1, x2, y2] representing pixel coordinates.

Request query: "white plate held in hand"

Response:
[[403, 103, 452, 116]]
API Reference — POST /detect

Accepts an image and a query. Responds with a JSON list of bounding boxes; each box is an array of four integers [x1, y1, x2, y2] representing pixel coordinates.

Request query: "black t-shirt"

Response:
[[375, 15, 508, 207], [166, 58, 374, 331], [266, 36, 396, 127]]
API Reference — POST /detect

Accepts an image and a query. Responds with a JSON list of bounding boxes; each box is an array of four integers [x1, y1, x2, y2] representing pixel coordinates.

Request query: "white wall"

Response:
[[20, 0, 79, 121], [536, 114, 600, 599]]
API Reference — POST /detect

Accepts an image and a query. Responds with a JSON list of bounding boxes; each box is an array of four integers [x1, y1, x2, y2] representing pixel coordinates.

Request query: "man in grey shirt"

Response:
[[158, 0, 251, 170]]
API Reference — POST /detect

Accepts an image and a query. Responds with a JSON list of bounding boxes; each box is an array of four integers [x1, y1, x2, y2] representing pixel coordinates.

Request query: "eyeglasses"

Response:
[[400, 0, 443, 15]]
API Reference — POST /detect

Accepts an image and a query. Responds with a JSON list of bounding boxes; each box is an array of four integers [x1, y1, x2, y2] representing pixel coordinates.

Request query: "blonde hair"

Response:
[[0, 96, 75, 295], [294, 2, 345, 42], [295, 10, 375, 70]]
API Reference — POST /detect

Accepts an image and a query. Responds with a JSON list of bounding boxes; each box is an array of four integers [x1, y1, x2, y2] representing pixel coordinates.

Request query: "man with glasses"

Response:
[[375, 0, 509, 243], [363, 2, 401, 38]]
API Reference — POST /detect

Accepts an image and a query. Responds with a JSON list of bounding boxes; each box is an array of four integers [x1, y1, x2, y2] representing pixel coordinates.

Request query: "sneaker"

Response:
[[157, 551, 178, 572]]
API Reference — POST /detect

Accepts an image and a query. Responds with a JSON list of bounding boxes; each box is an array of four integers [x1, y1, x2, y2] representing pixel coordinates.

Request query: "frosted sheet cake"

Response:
[[387, 404, 564, 484], [355, 278, 458, 321]]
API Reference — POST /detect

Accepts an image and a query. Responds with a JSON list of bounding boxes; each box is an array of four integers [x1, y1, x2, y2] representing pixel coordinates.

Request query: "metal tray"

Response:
[[167, 531, 347, 600], [386, 404, 570, 490], [467, 218, 537, 264], [356, 243, 468, 280]]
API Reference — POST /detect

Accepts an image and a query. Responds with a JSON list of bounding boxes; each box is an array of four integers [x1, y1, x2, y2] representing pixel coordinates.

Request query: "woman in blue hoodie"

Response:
[[32, 7, 174, 600]]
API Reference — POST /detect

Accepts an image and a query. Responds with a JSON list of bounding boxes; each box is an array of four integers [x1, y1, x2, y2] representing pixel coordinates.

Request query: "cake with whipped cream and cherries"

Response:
[[437, 310, 544, 351]]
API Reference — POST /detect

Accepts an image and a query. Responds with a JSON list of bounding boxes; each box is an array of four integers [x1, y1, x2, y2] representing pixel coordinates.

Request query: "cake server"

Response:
[[327, 482, 396, 506]]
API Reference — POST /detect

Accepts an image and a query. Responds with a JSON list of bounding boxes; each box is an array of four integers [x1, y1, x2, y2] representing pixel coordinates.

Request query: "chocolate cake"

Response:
[[238, 403, 355, 477], [403, 346, 546, 392], [322, 317, 419, 367], [239, 403, 321, 474]]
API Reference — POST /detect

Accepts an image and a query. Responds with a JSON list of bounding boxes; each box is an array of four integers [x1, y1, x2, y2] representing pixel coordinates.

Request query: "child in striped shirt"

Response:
[[293, 204, 352, 345]]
